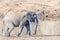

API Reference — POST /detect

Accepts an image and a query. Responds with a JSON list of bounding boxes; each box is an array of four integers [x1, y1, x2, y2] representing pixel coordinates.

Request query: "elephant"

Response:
[[2, 10, 38, 37]]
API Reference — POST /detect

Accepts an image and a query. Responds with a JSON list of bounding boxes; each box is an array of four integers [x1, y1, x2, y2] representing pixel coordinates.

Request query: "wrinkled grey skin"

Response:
[[2, 11, 38, 37]]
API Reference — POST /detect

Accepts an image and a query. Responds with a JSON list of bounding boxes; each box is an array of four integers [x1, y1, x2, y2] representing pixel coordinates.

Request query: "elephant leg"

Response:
[[25, 22, 31, 36], [33, 25, 37, 35], [17, 24, 24, 37], [4, 22, 14, 37], [4, 26, 10, 37]]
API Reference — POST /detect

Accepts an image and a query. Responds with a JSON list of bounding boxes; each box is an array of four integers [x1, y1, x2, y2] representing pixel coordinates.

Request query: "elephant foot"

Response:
[[28, 33, 31, 36], [17, 33, 21, 37], [5, 33, 10, 37], [17, 35, 19, 37], [5, 32, 10, 37]]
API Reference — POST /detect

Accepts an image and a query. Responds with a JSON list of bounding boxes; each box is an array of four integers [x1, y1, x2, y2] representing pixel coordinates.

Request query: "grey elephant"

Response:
[[2, 11, 38, 37]]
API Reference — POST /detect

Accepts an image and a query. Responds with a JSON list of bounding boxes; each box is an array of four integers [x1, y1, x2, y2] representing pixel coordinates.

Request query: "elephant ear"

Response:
[[26, 12, 32, 22]]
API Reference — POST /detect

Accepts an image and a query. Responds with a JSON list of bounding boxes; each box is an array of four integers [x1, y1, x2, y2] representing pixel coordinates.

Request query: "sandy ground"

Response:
[[0, 35, 60, 40]]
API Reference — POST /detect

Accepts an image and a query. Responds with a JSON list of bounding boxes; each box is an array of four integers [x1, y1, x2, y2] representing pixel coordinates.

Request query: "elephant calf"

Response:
[[2, 11, 38, 37]]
